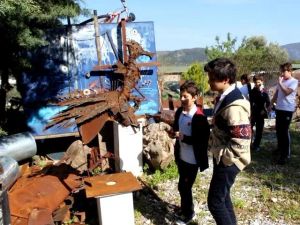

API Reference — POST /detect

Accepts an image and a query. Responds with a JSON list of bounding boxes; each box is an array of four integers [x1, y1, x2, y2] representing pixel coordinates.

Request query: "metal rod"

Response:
[[106, 31, 118, 60], [93, 10, 102, 65], [120, 19, 128, 63], [34, 132, 80, 140]]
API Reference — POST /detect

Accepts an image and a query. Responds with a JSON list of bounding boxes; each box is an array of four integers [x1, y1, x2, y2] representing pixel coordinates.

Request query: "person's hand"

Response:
[[260, 110, 267, 116], [278, 76, 283, 84], [178, 133, 184, 141], [174, 131, 184, 140], [168, 129, 177, 138]]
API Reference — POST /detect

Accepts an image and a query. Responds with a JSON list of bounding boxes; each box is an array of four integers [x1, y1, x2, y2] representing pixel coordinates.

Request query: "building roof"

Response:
[[292, 64, 300, 70]]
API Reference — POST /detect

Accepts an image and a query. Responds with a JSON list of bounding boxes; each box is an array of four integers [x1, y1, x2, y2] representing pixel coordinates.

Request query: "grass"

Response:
[[233, 198, 247, 209], [158, 65, 189, 74], [0, 127, 7, 137], [234, 126, 300, 223], [142, 162, 178, 189]]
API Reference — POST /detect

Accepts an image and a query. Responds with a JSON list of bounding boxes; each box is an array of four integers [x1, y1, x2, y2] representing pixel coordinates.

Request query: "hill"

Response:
[[282, 42, 300, 60], [157, 48, 206, 66], [157, 42, 300, 67]]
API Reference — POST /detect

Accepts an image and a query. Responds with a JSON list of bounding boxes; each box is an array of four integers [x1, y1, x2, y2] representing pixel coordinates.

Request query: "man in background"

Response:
[[249, 74, 270, 151], [269, 62, 298, 165]]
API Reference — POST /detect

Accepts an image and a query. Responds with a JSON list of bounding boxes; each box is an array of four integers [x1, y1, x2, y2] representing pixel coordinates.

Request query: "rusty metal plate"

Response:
[[79, 112, 110, 144], [8, 166, 81, 220], [84, 172, 142, 198], [28, 208, 54, 225]]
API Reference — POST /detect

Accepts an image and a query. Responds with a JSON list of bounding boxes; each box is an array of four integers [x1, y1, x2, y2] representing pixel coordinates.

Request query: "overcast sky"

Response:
[[79, 0, 300, 51]]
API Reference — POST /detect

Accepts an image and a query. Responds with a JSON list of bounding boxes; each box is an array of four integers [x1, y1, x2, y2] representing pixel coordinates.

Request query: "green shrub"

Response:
[[144, 161, 178, 188]]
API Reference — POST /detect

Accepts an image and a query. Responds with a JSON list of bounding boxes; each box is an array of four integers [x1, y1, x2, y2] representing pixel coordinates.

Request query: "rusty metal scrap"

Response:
[[8, 164, 81, 225], [7, 153, 108, 225], [47, 40, 153, 144], [28, 208, 54, 225]]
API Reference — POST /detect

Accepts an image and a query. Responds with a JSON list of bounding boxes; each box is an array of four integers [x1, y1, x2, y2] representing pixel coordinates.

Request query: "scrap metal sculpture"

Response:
[[47, 40, 153, 144]]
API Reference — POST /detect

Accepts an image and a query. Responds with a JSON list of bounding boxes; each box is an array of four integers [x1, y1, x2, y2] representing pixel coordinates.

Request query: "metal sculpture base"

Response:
[[113, 121, 143, 176], [97, 192, 134, 225]]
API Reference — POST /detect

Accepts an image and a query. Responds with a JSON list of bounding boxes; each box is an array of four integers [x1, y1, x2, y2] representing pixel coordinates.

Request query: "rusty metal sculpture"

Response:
[[47, 40, 153, 144]]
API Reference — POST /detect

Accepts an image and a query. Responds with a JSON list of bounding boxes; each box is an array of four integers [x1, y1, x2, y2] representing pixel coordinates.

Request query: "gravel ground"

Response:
[[134, 156, 294, 225]]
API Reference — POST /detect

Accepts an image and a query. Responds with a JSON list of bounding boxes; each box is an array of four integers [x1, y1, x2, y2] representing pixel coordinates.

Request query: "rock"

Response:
[[143, 122, 175, 170]]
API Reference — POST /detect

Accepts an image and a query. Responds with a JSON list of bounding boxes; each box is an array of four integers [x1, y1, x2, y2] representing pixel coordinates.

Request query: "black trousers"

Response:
[[251, 116, 265, 149], [275, 110, 293, 159], [177, 159, 198, 217], [208, 161, 240, 225]]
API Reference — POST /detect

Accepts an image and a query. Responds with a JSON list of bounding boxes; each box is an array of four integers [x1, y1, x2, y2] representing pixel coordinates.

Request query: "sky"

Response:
[[79, 0, 300, 51]]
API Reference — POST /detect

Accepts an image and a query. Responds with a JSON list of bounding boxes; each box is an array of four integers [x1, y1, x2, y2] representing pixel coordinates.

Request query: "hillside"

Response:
[[157, 48, 206, 66], [282, 42, 300, 60], [157, 42, 300, 66]]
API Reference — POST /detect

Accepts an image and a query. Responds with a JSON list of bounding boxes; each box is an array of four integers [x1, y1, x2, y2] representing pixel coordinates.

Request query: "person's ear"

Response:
[[224, 78, 230, 84]]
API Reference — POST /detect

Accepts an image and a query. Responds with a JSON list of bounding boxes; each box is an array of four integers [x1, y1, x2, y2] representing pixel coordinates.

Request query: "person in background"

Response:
[[249, 74, 270, 151], [269, 62, 298, 165], [239, 74, 253, 100], [204, 58, 251, 225], [168, 93, 175, 110], [172, 80, 210, 225]]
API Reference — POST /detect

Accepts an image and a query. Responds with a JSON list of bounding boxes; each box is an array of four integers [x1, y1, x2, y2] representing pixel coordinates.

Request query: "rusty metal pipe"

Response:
[[0, 132, 37, 162]]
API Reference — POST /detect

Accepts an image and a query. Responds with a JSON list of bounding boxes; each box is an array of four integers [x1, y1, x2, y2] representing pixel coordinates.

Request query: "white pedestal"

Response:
[[96, 192, 134, 225], [113, 122, 143, 176], [84, 172, 142, 225]]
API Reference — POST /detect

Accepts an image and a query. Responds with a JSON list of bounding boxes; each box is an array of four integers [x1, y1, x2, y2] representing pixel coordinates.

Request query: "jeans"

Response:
[[177, 159, 198, 217], [208, 161, 240, 225]]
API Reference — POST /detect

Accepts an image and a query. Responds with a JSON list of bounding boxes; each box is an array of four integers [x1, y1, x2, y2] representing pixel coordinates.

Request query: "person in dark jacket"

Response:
[[249, 74, 270, 151], [172, 80, 210, 225]]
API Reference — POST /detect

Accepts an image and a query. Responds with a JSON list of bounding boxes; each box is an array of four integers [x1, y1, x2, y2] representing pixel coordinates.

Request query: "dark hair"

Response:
[[180, 80, 199, 97], [240, 74, 250, 83], [280, 62, 293, 72], [253, 74, 264, 82], [204, 58, 236, 84]]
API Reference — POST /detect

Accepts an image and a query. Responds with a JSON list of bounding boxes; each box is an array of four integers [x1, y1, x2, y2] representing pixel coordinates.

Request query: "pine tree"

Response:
[[0, 0, 83, 123]]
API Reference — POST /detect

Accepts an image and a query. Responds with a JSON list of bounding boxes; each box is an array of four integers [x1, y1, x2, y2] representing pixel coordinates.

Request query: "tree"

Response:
[[182, 63, 210, 95], [205, 34, 289, 81], [0, 0, 83, 123], [234, 36, 288, 78], [205, 33, 238, 61]]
